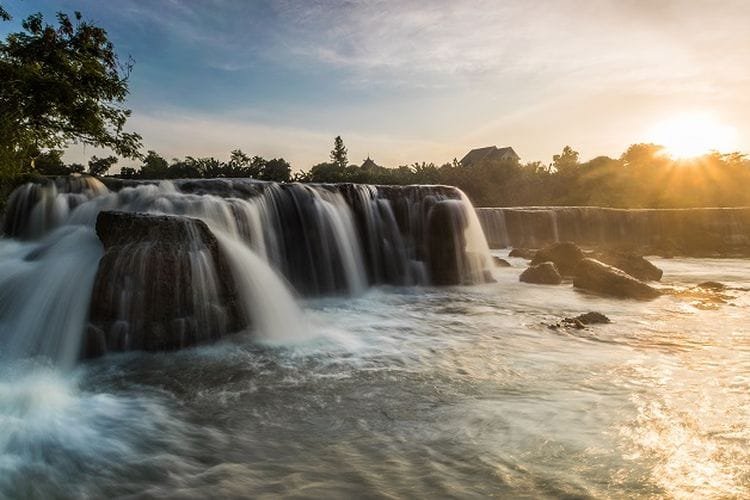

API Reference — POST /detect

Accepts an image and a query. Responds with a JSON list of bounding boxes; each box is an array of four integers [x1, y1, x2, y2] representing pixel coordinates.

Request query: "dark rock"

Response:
[[85, 211, 244, 357], [569, 312, 610, 325], [427, 201, 467, 285], [573, 258, 660, 300], [520, 261, 563, 285], [426, 200, 492, 285], [509, 248, 536, 259], [549, 311, 610, 330], [594, 251, 663, 281], [697, 281, 726, 291], [531, 242, 585, 276], [493, 256, 511, 267]]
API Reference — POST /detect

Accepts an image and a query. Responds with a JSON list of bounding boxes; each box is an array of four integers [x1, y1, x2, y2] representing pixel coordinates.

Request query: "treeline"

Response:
[[286, 140, 750, 208], [22, 139, 750, 209]]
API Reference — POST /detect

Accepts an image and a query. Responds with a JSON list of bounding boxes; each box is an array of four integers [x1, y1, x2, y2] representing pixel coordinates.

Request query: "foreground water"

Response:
[[1, 251, 749, 498]]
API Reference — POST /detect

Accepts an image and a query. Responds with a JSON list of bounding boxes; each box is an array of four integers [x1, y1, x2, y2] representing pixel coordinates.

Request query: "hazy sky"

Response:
[[3, 0, 750, 169]]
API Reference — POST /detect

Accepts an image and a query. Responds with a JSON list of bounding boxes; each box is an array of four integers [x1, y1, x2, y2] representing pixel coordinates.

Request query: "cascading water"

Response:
[[0, 175, 494, 364], [475, 206, 750, 254]]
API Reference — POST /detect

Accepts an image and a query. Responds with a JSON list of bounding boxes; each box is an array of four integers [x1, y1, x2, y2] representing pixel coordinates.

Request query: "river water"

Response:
[[1, 249, 748, 499]]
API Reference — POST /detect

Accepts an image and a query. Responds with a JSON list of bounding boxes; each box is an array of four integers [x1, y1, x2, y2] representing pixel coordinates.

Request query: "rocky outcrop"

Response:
[[85, 211, 244, 357], [594, 251, 663, 281], [509, 248, 536, 259], [573, 258, 660, 300], [519, 262, 563, 285], [530, 242, 585, 276]]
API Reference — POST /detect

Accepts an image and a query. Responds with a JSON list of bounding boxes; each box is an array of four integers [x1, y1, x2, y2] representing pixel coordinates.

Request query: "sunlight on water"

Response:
[[0, 178, 748, 497]]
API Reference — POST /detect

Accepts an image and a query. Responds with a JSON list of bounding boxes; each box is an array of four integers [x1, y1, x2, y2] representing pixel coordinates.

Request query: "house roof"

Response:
[[361, 156, 382, 169], [461, 146, 519, 166]]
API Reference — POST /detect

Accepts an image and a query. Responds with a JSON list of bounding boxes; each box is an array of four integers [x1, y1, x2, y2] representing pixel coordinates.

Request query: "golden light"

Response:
[[647, 113, 738, 159]]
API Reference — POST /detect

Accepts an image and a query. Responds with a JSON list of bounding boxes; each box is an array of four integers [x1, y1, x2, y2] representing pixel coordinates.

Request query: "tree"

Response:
[[88, 155, 118, 176], [35, 149, 68, 175], [67, 162, 85, 173], [0, 10, 141, 174], [119, 166, 137, 178], [620, 143, 665, 167], [225, 149, 251, 177], [260, 158, 292, 182], [552, 146, 580, 172], [139, 150, 169, 179], [330, 136, 348, 169]]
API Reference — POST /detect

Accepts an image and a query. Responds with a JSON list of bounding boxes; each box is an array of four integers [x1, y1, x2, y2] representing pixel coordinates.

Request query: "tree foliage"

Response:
[[88, 155, 118, 176], [330, 136, 348, 169], [0, 10, 141, 175], [123, 149, 293, 182]]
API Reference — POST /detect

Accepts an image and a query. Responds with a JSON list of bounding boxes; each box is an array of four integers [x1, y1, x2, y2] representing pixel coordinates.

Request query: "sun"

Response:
[[647, 113, 738, 159]]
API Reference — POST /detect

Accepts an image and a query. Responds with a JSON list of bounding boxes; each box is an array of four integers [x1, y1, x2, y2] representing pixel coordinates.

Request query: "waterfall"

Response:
[[475, 206, 750, 255], [0, 176, 494, 363], [0, 226, 102, 369]]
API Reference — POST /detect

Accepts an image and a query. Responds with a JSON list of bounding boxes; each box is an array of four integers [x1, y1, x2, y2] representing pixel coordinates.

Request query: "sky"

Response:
[[2, 0, 750, 170]]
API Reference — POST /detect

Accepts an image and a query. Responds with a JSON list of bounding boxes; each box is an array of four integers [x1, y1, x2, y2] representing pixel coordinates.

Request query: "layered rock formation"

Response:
[[84, 211, 244, 357]]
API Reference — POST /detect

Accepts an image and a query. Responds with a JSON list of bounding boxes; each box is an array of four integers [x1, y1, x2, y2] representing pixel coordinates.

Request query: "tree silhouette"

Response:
[[330, 136, 348, 169], [88, 155, 118, 176]]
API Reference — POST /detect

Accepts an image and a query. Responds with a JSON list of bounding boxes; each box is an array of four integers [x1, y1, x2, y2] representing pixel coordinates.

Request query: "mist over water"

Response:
[[0, 178, 748, 497]]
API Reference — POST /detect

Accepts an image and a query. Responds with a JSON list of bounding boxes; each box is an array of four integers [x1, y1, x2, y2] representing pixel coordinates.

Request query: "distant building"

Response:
[[360, 156, 382, 169], [461, 146, 520, 167]]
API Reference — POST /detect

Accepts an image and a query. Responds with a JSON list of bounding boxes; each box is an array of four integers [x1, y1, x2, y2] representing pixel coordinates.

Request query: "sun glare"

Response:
[[647, 113, 738, 159]]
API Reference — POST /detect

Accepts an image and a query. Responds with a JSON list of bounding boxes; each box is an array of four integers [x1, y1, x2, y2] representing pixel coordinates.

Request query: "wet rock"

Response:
[[520, 261, 562, 285], [493, 256, 511, 267], [697, 281, 726, 291], [573, 258, 661, 300], [427, 201, 468, 285], [570, 311, 610, 325], [509, 248, 536, 259], [549, 312, 610, 330], [594, 251, 663, 281], [531, 242, 585, 276], [426, 201, 493, 285], [85, 211, 244, 357]]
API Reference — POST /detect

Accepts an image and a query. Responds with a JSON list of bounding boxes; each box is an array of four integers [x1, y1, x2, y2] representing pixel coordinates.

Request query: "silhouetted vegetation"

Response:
[[116, 150, 293, 182], [290, 139, 750, 208]]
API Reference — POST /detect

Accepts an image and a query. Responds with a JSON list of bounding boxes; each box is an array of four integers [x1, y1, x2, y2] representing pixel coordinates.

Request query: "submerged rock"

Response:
[[85, 211, 244, 357], [531, 242, 585, 276], [594, 251, 663, 281], [520, 262, 563, 285], [573, 258, 660, 300]]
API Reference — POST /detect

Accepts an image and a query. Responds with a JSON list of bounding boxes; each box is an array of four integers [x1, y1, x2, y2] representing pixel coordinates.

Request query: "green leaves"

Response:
[[0, 10, 142, 176]]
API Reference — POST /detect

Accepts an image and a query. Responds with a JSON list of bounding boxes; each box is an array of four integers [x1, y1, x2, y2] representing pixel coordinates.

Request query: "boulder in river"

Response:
[[573, 258, 660, 300], [530, 242, 585, 276], [85, 211, 244, 357], [520, 261, 563, 285], [509, 248, 536, 259], [593, 251, 663, 281]]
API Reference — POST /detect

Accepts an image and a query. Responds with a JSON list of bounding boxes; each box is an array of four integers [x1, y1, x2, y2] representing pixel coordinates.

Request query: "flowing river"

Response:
[[0, 178, 748, 498], [1, 251, 748, 498]]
